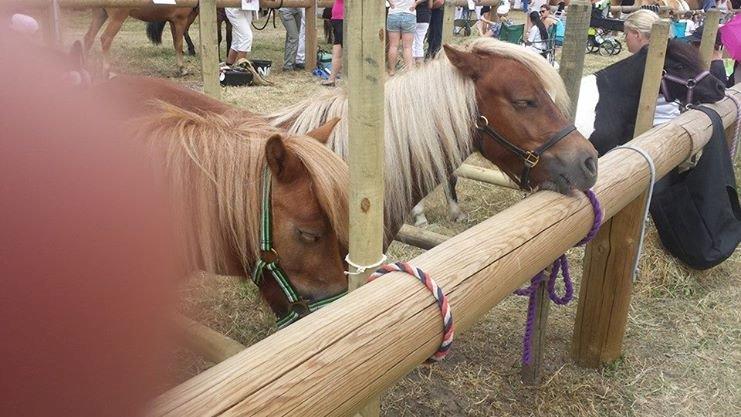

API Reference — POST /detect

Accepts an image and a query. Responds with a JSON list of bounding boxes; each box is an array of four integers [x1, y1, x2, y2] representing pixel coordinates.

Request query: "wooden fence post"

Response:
[[558, 0, 590, 119], [43, 0, 62, 47], [199, 0, 221, 99], [347, 0, 385, 416], [305, 1, 317, 71], [698, 9, 721, 71], [519, 0, 590, 384], [442, 0, 455, 47], [571, 21, 669, 369]]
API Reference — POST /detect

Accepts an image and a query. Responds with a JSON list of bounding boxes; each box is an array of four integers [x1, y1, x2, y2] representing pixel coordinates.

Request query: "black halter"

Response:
[[661, 69, 711, 109], [474, 115, 576, 190]]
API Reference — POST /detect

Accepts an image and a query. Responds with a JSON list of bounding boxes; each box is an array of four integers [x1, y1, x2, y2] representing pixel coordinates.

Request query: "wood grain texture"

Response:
[[455, 163, 518, 189], [174, 315, 245, 363], [149, 89, 740, 417], [305, 2, 317, 72], [198, 0, 220, 100], [698, 10, 722, 71], [558, 0, 591, 120], [395, 225, 449, 250], [572, 22, 669, 369]]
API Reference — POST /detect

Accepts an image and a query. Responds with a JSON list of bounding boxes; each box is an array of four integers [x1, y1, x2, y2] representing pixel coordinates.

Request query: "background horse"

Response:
[[575, 38, 726, 155], [149, 7, 233, 62], [269, 38, 599, 244], [83, 5, 197, 75], [91, 76, 350, 325]]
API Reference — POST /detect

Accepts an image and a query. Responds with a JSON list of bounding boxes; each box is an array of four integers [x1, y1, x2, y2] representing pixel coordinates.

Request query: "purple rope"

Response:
[[517, 189, 603, 365]]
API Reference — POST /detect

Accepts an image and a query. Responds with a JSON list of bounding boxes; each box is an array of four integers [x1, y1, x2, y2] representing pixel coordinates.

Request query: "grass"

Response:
[[56, 8, 741, 417]]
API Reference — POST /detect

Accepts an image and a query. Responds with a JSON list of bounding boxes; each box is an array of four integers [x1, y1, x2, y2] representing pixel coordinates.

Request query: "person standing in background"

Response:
[[224, 0, 259, 67], [413, 0, 433, 65], [279, 6, 304, 71], [322, 0, 344, 86], [426, 0, 445, 59], [387, 0, 417, 74]]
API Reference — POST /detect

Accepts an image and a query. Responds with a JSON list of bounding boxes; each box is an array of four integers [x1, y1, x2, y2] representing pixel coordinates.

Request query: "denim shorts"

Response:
[[387, 12, 416, 33]]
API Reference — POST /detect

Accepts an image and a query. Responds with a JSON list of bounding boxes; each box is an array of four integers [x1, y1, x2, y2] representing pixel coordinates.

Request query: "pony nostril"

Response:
[[582, 157, 598, 177]]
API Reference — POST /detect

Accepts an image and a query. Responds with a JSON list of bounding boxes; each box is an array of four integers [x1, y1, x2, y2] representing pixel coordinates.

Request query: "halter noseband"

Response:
[[251, 168, 346, 328], [474, 115, 576, 190], [661, 69, 711, 109]]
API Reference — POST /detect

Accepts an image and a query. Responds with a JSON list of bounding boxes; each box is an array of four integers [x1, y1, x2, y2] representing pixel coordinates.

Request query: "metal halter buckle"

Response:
[[524, 152, 540, 168], [475, 115, 489, 129], [289, 299, 311, 317], [260, 248, 279, 263]]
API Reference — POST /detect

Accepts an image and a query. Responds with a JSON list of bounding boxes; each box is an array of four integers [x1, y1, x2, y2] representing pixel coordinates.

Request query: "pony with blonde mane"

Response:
[[269, 37, 598, 243], [94, 75, 351, 326]]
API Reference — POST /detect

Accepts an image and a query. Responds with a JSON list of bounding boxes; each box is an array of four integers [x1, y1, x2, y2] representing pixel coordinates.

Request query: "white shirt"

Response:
[[527, 25, 545, 53], [388, 0, 416, 15]]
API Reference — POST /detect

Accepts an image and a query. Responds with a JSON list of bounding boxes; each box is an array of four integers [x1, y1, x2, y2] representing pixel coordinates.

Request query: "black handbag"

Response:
[[649, 105, 741, 270]]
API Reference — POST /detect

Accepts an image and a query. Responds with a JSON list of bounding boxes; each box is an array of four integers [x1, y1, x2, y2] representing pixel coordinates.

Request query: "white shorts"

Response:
[[225, 8, 254, 52], [412, 22, 429, 58]]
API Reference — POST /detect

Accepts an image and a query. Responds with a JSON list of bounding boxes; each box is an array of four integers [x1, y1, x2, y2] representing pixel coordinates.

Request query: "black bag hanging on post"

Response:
[[649, 105, 741, 270]]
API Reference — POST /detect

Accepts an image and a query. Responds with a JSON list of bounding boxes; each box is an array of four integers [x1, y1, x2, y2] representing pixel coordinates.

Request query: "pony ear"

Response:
[[444, 44, 481, 79], [305, 117, 341, 144], [266, 134, 303, 183]]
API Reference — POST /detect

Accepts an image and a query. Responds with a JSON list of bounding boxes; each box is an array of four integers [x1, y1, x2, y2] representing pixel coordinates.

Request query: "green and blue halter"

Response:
[[251, 167, 346, 328]]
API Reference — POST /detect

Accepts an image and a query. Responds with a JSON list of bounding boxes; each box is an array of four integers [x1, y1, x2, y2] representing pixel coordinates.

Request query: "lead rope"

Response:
[[515, 190, 602, 365]]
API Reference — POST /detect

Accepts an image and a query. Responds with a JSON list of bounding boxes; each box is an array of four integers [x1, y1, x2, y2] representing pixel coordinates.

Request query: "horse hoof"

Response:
[[449, 211, 467, 223], [178, 68, 189, 77]]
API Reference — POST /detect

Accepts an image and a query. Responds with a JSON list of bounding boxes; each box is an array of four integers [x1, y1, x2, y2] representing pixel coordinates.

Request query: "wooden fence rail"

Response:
[[149, 86, 740, 417]]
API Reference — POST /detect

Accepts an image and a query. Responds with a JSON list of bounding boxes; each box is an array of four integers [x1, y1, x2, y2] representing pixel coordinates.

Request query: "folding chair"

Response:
[[498, 23, 524, 44]]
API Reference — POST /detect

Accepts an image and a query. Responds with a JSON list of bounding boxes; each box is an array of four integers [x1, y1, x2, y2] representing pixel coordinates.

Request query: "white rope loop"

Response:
[[612, 145, 656, 281], [344, 254, 388, 276]]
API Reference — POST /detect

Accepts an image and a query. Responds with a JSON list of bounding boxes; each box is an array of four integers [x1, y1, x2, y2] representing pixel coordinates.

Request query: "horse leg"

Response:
[[411, 202, 429, 227], [170, 17, 189, 76], [83, 8, 107, 54], [99, 9, 127, 76], [445, 175, 465, 222], [184, 8, 198, 56]]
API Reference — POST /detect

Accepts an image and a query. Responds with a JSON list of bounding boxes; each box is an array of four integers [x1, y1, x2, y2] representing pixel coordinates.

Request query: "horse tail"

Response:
[[146, 22, 166, 45]]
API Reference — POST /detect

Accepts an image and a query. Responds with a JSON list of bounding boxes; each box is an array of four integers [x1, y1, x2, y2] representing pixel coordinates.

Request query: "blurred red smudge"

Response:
[[0, 25, 181, 417]]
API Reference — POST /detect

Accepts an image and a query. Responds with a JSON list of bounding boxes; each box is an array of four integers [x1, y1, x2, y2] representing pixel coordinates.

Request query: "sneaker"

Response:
[[294, 62, 305, 70]]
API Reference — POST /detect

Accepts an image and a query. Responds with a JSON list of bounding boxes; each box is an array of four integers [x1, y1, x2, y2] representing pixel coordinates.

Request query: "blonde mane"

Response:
[[134, 102, 349, 276], [269, 38, 569, 238]]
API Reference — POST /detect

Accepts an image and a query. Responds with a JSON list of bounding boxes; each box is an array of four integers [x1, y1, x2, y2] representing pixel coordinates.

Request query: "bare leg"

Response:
[[325, 44, 342, 83], [83, 8, 107, 53], [401, 31, 414, 71], [387, 30, 400, 75]]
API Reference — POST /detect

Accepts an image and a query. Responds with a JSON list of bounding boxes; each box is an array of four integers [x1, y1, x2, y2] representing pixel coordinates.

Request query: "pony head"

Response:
[[136, 106, 349, 325], [444, 39, 598, 194], [661, 39, 726, 107]]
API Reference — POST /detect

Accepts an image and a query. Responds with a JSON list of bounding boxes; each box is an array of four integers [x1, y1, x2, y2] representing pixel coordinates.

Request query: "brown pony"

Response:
[[269, 38, 599, 245], [91, 76, 350, 327], [83, 5, 197, 76]]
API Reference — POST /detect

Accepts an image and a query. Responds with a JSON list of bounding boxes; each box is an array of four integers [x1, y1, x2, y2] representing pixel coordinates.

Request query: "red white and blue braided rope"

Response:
[[369, 262, 454, 362]]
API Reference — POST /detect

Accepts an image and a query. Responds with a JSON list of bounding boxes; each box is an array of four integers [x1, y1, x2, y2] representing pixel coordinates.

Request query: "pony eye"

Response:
[[297, 229, 321, 243], [513, 100, 536, 109]]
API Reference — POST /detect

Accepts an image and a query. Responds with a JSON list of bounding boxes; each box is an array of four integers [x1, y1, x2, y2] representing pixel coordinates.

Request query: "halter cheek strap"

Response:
[[252, 168, 346, 328], [475, 115, 576, 190]]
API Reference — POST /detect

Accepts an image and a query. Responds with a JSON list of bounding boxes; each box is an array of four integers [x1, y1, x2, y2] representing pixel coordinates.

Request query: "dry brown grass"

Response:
[[54, 9, 741, 416]]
